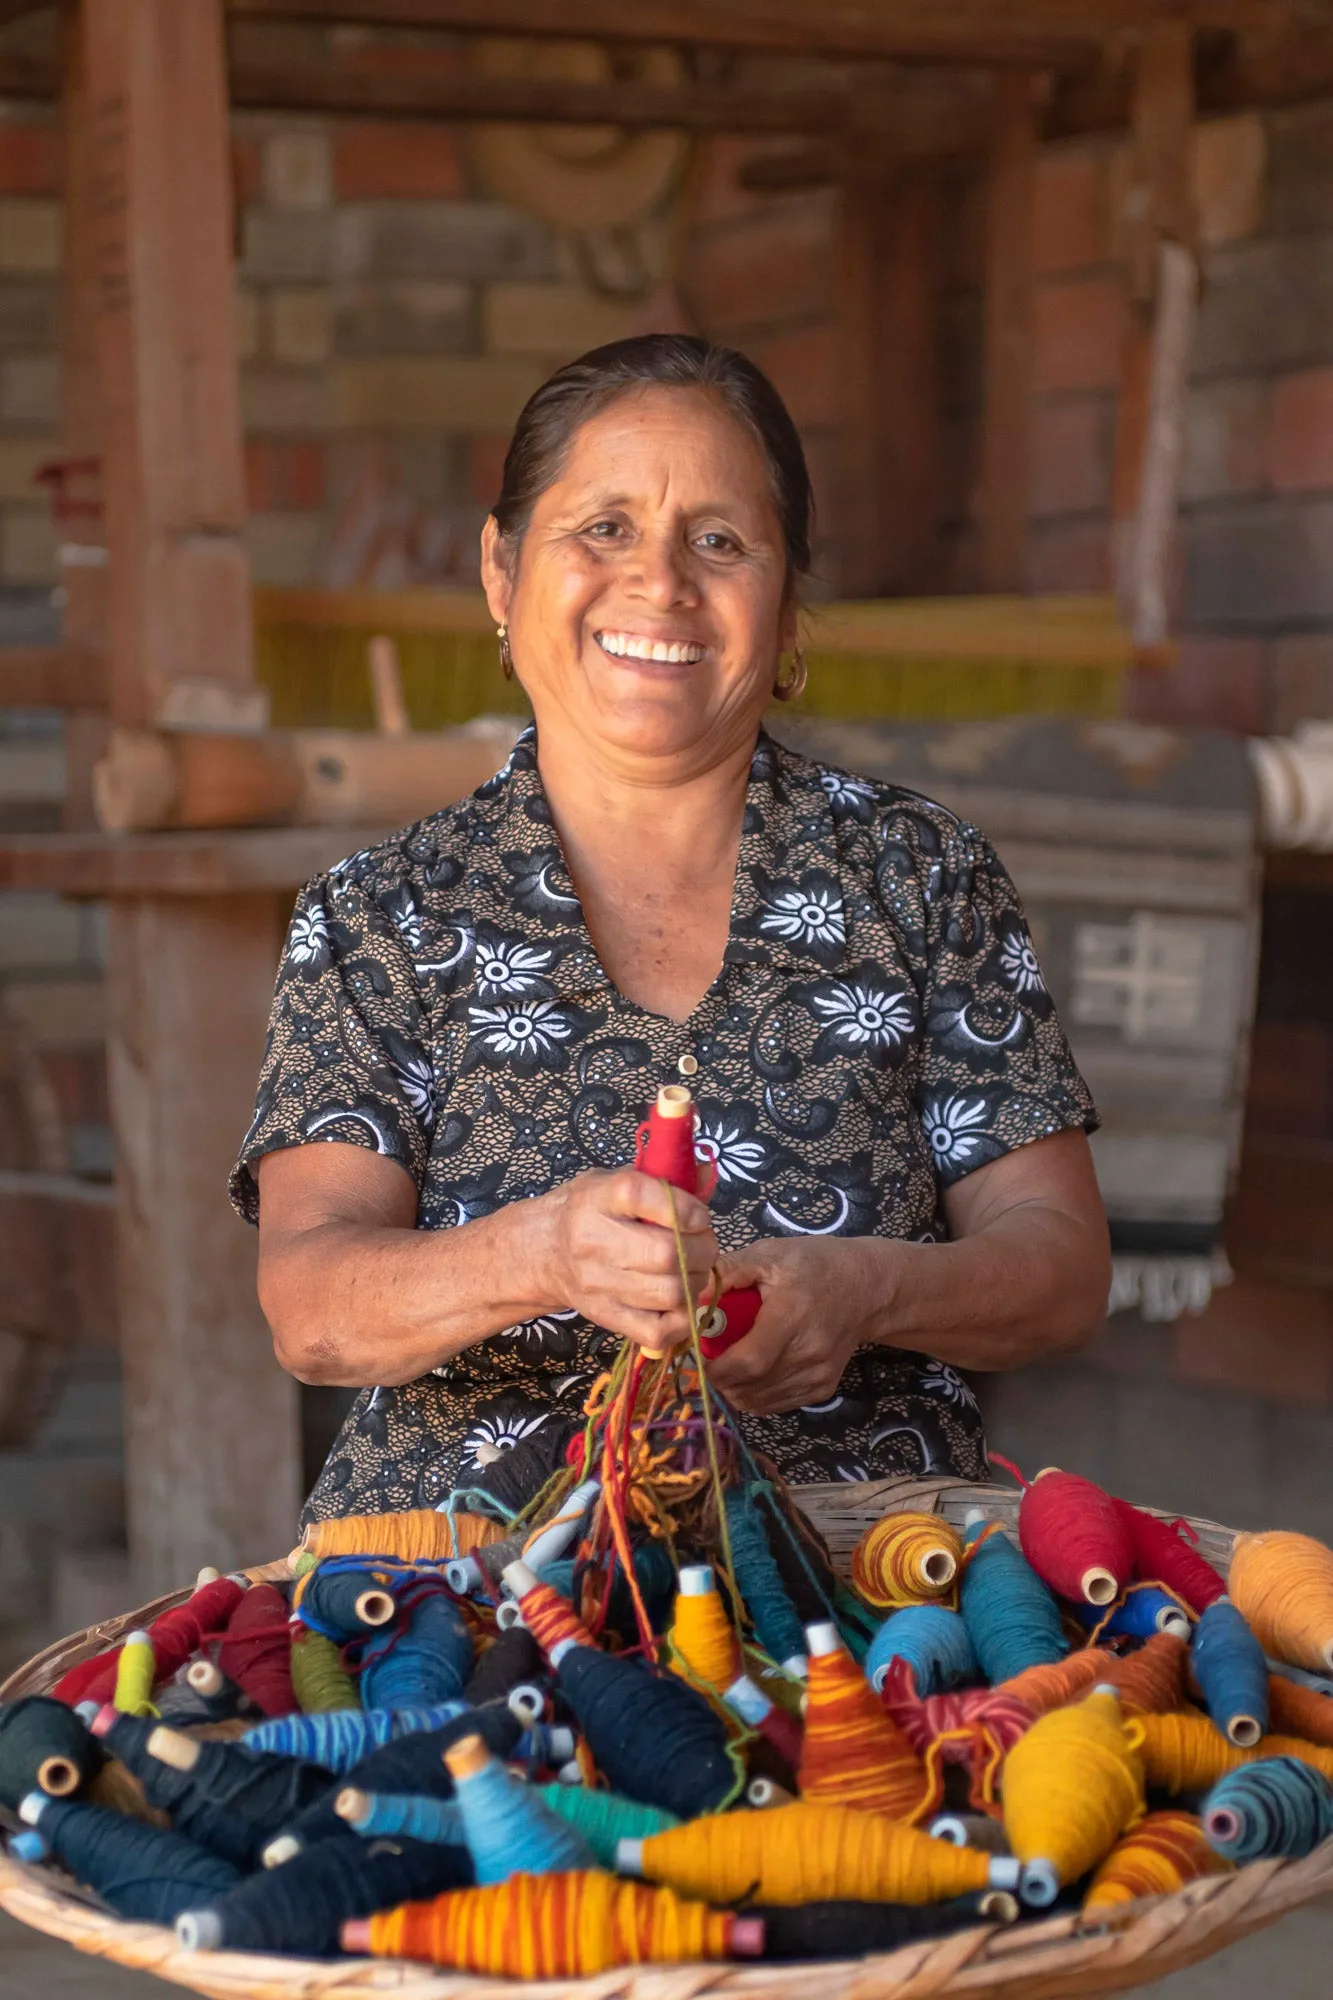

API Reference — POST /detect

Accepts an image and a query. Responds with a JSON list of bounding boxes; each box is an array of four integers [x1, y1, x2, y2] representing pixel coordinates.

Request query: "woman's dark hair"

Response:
[[491, 333, 813, 578]]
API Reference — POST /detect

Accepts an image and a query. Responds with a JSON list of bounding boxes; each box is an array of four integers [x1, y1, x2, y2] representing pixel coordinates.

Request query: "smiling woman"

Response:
[[231, 334, 1110, 1520]]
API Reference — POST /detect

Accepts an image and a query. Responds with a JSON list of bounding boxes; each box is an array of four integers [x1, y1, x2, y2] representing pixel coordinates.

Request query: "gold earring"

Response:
[[497, 623, 514, 681], [773, 644, 807, 703]]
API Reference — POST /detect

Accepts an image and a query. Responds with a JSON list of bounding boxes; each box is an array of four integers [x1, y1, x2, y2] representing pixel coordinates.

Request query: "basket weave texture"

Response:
[[2, 1475, 1331, 2000]]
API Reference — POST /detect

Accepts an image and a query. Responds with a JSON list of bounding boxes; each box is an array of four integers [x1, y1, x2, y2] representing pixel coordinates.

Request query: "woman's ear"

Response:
[[480, 516, 513, 626], [778, 592, 800, 657]]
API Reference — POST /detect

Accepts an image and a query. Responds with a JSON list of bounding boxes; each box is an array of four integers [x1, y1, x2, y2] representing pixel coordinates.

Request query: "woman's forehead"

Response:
[[546, 385, 775, 510]]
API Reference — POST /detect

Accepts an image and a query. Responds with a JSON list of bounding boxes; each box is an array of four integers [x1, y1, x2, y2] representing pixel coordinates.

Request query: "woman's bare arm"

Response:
[[254, 1142, 717, 1387], [709, 1129, 1110, 1413]]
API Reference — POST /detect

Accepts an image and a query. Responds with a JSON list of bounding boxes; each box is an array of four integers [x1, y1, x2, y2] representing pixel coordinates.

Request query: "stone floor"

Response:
[[3, 1901, 1333, 1997]]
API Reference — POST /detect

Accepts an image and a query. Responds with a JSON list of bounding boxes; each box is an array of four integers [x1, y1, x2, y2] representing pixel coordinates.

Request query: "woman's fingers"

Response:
[[605, 1169, 714, 1238]]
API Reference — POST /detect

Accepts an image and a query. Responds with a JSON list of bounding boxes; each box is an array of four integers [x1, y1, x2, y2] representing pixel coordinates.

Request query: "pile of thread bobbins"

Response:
[[5, 1422, 1333, 1983]]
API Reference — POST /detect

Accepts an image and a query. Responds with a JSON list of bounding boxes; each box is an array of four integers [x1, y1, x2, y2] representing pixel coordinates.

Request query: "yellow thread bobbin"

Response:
[[1001, 1685, 1145, 1906], [669, 1565, 741, 1693], [1228, 1530, 1333, 1675], [112, 1631, 158, 1718], [852, 1511, 964, 1610]]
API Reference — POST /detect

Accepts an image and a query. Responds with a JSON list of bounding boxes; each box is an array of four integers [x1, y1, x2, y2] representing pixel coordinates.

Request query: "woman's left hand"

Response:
[[704, 1238, 890, 1414]]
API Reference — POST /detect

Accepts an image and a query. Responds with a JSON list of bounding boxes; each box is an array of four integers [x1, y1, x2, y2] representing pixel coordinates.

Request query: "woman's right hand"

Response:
[[535, 1168, 718, 1352]]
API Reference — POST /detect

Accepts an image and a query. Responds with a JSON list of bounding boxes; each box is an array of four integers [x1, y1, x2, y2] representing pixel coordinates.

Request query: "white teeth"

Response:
[[596, 632, 704, 663]]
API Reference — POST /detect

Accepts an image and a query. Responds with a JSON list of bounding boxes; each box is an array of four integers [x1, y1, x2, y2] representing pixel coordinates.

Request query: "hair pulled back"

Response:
[[490, 333, 812, 580]]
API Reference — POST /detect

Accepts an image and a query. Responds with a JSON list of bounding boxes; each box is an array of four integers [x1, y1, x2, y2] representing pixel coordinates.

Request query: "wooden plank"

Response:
[[0, 646, 107, 710], [108, 894, 301, 1594], [979, 71, 1038, 594], [0, 825, 393, 897], [84, 0, 254, 732]]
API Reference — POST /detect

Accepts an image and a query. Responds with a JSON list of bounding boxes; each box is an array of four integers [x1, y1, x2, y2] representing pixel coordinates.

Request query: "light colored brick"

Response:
[[0, 280, 57, 352], [332, 202, 556, 283], [1030, 396, 1112, 517], [0, 434, 56, 503], [0, 355, 58, 426], [1192, 114, 1265, 248], [1180, 378, 1269, 502], [484, 281, 637, 358], [1026, 517, 1110, 592], [0, 507, 57, 583], [270, 288, 332, 366], [333, 279, 472, 357], [263, 129, 332, 211], [4, 975, 105, 1047], [0, 199, 59, 273], [244, 512, 325, 587], [240, 368, 333, 433], [0, 894, 82, 972], [331, 355, 543, 432], [242, 209, 334, 284], [234, 288, 262, 362], [0, 739, 64, 804], [1032, 276, 1126, 395], [1128, 632, 1270, 734]]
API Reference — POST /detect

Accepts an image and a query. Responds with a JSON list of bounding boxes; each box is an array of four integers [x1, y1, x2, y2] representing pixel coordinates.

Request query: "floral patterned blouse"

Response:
[[232, 727, 1096, 1520]]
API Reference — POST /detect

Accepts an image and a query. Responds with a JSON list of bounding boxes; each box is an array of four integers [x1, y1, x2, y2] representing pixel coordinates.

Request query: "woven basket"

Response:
[[2, 1475, 1331, 2000]]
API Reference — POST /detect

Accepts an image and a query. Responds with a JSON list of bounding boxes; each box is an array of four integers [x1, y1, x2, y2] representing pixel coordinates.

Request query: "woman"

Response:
[[232, 334, 1109, 1519]]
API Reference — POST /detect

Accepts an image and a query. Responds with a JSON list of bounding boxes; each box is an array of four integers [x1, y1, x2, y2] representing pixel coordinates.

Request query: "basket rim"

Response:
[[3, 1472, 1312, 2000]]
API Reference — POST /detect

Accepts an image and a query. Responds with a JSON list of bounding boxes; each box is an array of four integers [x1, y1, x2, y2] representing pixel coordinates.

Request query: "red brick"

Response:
[[1272, 632, 1333, 730], [746, 322, 836, 430], [1230, 1135, 1333, 1284], [0, 121, 62, 197], [691, 137, 799, 226], [232, 133, 264, 210], [1032, 150, 1107, 275], [1026, 517, 1110, 592], [1030, 395, 1112, 518], [1269, 366, 1333, 492], [1173, 1278, 1333, 1406], [688, 199, 833, 335], [245, 438, 327, 513], [1032, 276, 1126, 395], [468, 433, 510, 512], [1128, 632, 1271, 735], [1244, 1022, 1332, 1140], [334, 121, 464, 202]]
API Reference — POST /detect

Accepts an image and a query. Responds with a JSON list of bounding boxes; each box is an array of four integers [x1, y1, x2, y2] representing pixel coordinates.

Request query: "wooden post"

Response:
[[978, 72, 1039, 594], [837, 157, 942, 597], [75, 0, 299, 1594], [1111, 23, 1197, 649]]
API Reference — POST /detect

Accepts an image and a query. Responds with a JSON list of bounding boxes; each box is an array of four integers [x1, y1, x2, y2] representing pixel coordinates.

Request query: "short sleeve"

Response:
[[911, 822, 1098, 1187], [229, 874, 435, 1223]]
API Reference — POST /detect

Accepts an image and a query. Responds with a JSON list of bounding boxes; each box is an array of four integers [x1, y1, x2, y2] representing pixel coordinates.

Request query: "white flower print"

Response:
[[810, 968, 916, 1064], [998, 922, 1046, 997], [695, 1113, 769, 1190], [389, 1046, 437, 1129], [468, 998, 577, 1066], [919, 1360, 980, 1412], [287, 901, 331, 968], [819, 769, 877, 820], [462, 1400, 550, 1467], [920, 1091, 992, 1173], [474, 932, 554, 999], [759, 878, 845, 953]]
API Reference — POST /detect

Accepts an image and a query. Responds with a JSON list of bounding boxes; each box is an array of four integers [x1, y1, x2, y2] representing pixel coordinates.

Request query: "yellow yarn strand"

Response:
[[1228, 1530, 1333, 1675], [1084, 1811, 1230, 1910], [1001, 1688, 1144, 1891], [112, 1632, 158, 1718], [633, 1801, 993, 1905], [852, 1512, 964, 1610], [1136, 1711, 1333, 1794], [299, 1508, 506, 1564]]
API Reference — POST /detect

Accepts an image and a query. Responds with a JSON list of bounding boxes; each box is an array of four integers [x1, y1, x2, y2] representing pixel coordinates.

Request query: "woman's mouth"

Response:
[[594, 630, 706, 664]]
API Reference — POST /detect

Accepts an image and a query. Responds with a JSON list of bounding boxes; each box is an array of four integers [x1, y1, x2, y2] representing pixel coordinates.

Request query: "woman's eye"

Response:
[[697, 531, 738, 554], [585, 519, 623, 540]]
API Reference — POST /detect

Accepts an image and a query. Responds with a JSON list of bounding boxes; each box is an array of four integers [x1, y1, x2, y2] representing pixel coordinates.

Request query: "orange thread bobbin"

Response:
[[993, 1648, 1114, 1717], [1268, 1675, 1333, 1748], [1084, 1810, 1231, 1909], [507, 1571, 596, 1661], [1228, 1531, 1333, 1675], [852, 1513, 963, 1611], [1136, 1712, 1333, 1795], [299, 1510, 505, 1564], [1100, 1632, 1189, 1714], [797, 1623, 937, 1822]]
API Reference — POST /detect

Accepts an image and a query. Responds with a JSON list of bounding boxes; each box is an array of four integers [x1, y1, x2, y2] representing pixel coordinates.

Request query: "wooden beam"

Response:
[[0, 824, 393, 896], [80, 0, 299, 1596], [0, 644, 106, 709], [978, 71, 1038, 595]]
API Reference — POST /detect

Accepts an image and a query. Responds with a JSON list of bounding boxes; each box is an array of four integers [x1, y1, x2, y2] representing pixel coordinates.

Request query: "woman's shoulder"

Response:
[[769, 733, 984, 861]]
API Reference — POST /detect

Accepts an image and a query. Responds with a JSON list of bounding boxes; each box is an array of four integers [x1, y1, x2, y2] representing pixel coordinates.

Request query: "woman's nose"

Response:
[[625, 530, 697, 607]]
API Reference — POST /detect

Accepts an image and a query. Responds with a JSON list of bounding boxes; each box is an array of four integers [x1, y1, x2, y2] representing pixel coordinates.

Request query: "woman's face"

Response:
[[481, 385, 796, 770]]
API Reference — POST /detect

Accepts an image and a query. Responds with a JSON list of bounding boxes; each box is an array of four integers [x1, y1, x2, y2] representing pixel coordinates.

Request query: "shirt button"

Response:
[[677, 1053, 699, 1078]]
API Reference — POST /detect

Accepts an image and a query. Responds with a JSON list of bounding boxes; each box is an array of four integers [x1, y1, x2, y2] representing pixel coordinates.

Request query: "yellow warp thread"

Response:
[[1084, 1810, 1230, 1910], [634, 1801, 992, 1905], [1228, 1530, 1333, 1676], [669, 1578, 740, 1693], [299, 1509, 507, 1564], [368, 1871, 735, 1976], [112, 1633, 158, 1718], [1001, 1688, 1144, 1889], [851, 1512, 964, 1610], [1136, 1711, 1333, 1794]]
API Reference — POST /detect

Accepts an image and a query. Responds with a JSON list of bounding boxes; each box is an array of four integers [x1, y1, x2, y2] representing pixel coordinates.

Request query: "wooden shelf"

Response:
[[0, 824, 391, 896]]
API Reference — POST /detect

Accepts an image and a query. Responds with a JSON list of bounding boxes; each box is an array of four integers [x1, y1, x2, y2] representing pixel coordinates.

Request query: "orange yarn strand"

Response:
[[1268, 1674, 1333, 1748], [1136, 1711, 1333, 1794], [366, 1872, 738, 1976], [1084, 1811, 1230, 1910], [512, 1576, 597, 1659], [1100, 1633, 1189, 1714], [631, 1801, 996, 1905], [299, 1510, 504, 1564], [1228, 1530, 1333, 1675], [851, 1512, 963, 1611], [994, 1648, 1114, 1716], [798, 1627, 936, 1821]]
